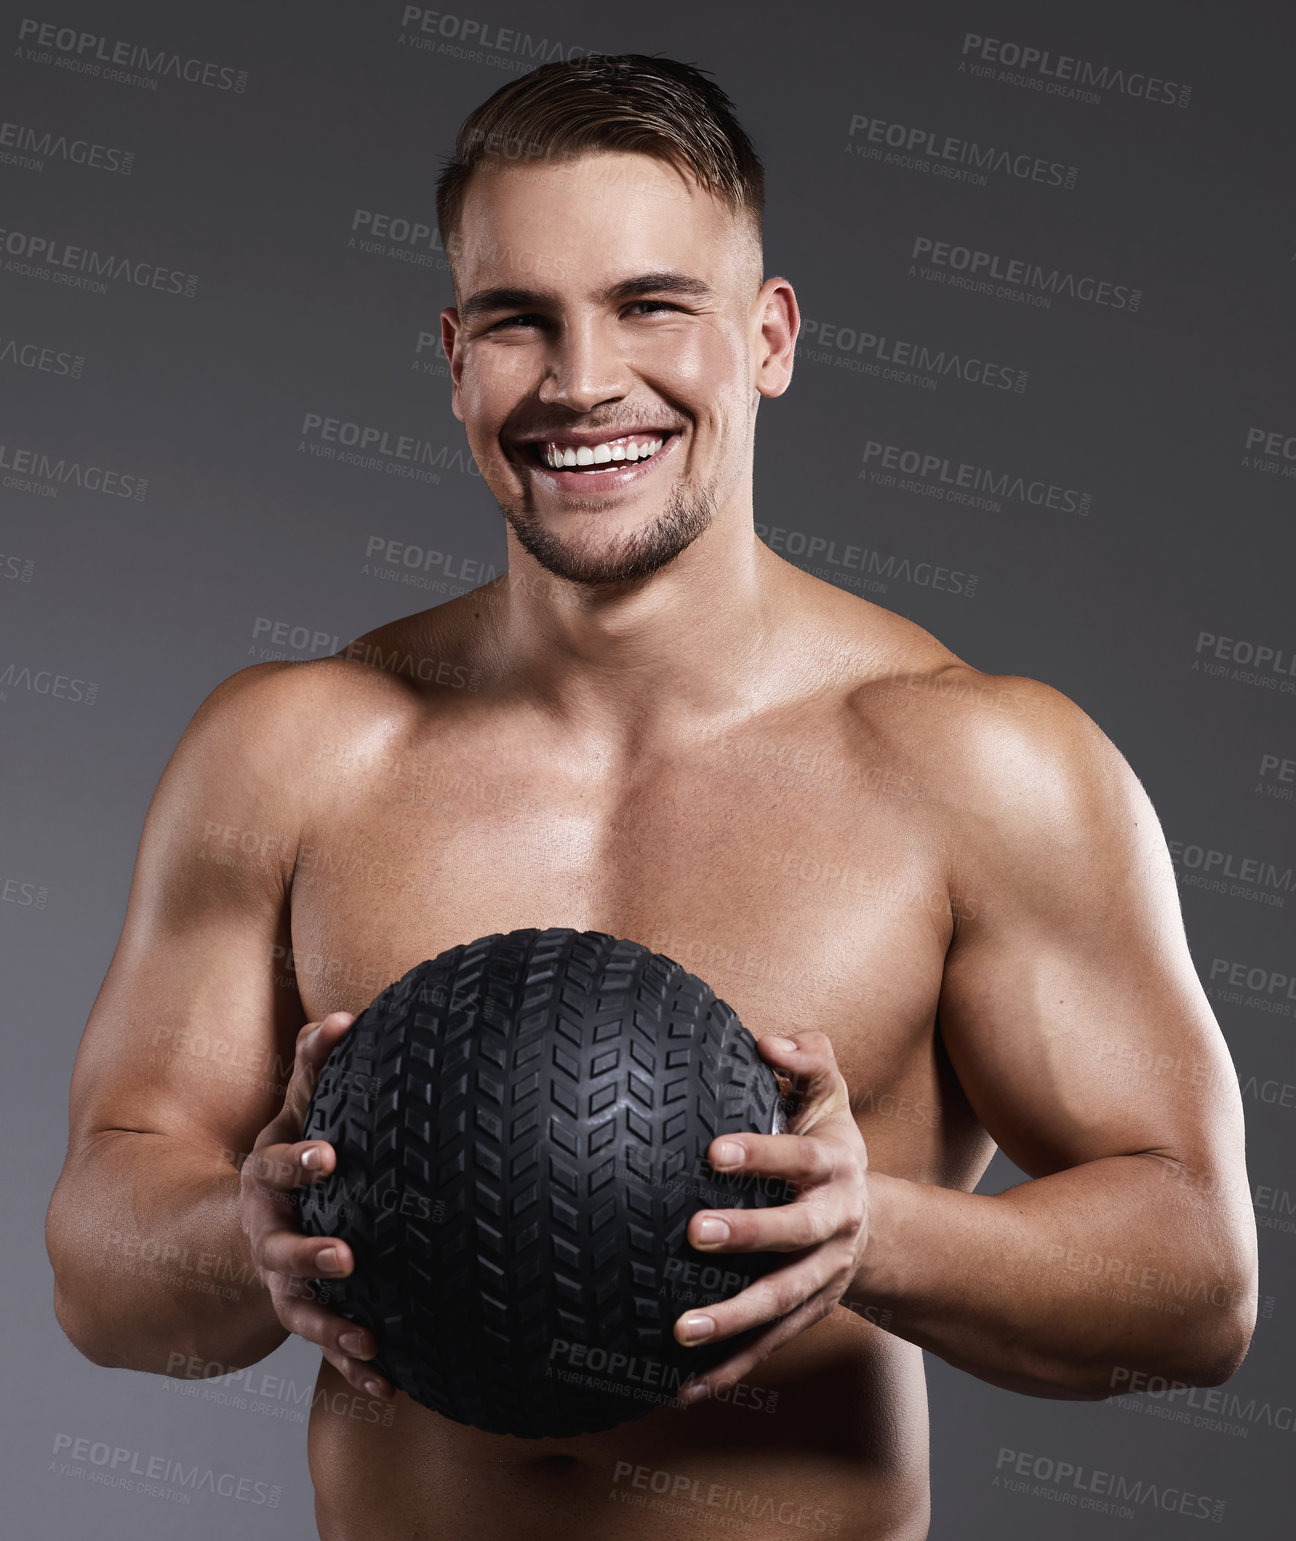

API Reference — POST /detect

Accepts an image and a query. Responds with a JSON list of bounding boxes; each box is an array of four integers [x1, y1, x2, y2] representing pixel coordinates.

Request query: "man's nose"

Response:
[[537, 318, 633, 412]]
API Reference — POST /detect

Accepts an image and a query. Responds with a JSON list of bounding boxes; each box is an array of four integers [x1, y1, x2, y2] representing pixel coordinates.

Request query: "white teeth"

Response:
[[541, 436, 665, 470]]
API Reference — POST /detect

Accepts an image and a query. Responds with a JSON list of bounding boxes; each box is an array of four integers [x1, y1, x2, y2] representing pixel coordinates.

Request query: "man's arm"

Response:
[[857, 675, 1256, 1395], [670, 673, 1257, 1401], [47, 662, 314, 1373]]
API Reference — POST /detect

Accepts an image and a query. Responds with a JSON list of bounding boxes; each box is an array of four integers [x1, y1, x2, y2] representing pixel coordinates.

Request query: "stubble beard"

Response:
[[498, 468, 719, 588]]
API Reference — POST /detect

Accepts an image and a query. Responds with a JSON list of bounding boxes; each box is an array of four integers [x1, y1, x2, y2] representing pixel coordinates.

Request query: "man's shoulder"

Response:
[[828, 604, 1136, 827], [208, 605, 468, 715], [184, 633, 430, 779], [195, 648, 406, 733]]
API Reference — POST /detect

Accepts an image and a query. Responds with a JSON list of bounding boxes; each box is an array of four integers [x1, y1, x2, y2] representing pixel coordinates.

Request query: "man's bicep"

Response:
[[67, 664, 309, 1160], [934, 686, 1242, 1180]]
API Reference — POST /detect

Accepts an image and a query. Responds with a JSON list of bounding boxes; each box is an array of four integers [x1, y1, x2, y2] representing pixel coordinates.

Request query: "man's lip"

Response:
[[511, 427, 683, 451]]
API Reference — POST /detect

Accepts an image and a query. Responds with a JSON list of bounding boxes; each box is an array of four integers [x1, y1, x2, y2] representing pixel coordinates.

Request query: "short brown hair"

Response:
[[435, 53, 765, 286]]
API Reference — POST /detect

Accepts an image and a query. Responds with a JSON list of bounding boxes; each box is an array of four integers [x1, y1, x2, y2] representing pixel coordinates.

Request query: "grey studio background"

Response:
[[2, 0, 1293, 1536]]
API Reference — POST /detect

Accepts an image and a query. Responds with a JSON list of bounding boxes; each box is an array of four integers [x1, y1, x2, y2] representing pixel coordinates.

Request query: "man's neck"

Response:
[[486, 533, 799, 752]]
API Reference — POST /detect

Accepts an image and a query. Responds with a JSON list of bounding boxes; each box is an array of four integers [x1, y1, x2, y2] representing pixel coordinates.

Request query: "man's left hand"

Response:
[[673, 1030, 871, 1402]]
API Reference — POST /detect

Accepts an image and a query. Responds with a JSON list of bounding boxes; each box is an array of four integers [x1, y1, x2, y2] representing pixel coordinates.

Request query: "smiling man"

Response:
[[47, 53, 1256, 1541]]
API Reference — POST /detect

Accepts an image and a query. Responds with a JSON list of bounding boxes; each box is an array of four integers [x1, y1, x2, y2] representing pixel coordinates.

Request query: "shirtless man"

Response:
[[46, 54, 1256, 1541]]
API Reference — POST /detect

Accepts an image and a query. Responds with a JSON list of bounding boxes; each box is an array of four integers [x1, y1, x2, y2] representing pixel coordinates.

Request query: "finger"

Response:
[[240, 1142, 339, 1263], [675, 1250, 832, 1346], [258, 1225, 356, 1282], [677, 1287, 839, 1404], [688, 1192, 837, 1254], [273, 1282, 396, 1398], [319, 1344, 397, 1402], [705, 1130, 840, 1186], [243, 1139, 336, 1199], [281, 1012, 356, 1127], [758, 1030, 849, 1121]]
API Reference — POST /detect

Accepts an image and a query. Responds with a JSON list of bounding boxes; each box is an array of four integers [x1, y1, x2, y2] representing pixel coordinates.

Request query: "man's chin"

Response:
[[506, 528, 681, 588], [501, 487, 716, 588]]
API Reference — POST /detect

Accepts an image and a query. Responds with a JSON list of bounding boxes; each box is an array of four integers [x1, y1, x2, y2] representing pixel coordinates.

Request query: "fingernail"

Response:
[[339, 1331, 370, 1358], [679, 1380, 710, 1404], [363, 1378, 387, 1400], [696, 1216, 729, 1244], [712, 1142, 743, 1168], [316, 1246, 341, 1273], [680, 1314, 715, 1343], [764, 1036, 797, 1052], [300, 1146, 322, 1170]]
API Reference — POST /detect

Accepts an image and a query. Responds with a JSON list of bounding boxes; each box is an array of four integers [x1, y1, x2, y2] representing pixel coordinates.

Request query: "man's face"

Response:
[[441, 151, 780, 587]]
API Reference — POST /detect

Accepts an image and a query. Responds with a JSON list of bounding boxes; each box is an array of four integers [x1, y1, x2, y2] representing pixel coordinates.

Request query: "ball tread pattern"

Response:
[[294, 926, 787, 1437]]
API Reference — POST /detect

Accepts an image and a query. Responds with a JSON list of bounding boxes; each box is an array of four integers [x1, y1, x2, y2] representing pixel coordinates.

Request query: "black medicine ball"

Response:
[[292, 926, 791, 1437]]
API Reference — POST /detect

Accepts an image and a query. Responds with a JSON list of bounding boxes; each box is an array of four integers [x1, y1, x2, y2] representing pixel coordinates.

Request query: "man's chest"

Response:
[[287, 726, 953, 1115]]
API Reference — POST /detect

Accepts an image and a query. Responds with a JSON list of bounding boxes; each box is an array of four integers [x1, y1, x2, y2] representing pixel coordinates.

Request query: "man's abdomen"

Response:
[[307, 1311, 930, 1540]]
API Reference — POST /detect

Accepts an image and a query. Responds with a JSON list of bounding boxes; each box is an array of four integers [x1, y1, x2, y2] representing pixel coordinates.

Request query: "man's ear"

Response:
[[754, 276, 799, 400], [441, 307, 464, 423]]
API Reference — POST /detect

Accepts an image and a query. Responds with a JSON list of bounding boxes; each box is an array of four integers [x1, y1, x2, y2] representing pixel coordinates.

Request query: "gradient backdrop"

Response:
[[3, 0, 1293, 1536]]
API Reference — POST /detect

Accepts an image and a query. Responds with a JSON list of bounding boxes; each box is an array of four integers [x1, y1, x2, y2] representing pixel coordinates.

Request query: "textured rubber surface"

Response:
[[293, 926, 791, 1437]]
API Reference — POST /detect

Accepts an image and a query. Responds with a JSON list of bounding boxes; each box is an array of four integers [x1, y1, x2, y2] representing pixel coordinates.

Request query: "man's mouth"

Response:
[[518, 430, 677, 475]]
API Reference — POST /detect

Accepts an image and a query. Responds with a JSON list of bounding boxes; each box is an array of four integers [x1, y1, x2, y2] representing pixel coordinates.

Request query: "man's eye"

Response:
[[489, 301, 680, 331]]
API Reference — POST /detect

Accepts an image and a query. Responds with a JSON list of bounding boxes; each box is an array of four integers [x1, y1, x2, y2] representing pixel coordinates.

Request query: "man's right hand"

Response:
[[239, 1011, 396, 1401]]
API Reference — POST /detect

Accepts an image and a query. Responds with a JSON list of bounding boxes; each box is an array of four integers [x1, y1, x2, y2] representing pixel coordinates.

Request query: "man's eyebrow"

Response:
[[458, 271, 716, 324]]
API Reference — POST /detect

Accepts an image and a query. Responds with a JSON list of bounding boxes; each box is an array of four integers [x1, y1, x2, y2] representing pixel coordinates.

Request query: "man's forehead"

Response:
[[451, 150, 740, 295], [463, 149, 699, 215]]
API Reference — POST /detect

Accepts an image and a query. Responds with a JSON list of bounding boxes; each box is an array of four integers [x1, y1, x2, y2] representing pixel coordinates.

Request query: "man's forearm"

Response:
[[851, 1155, 1257, 1399], [47, 1130, 286, 1375]]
